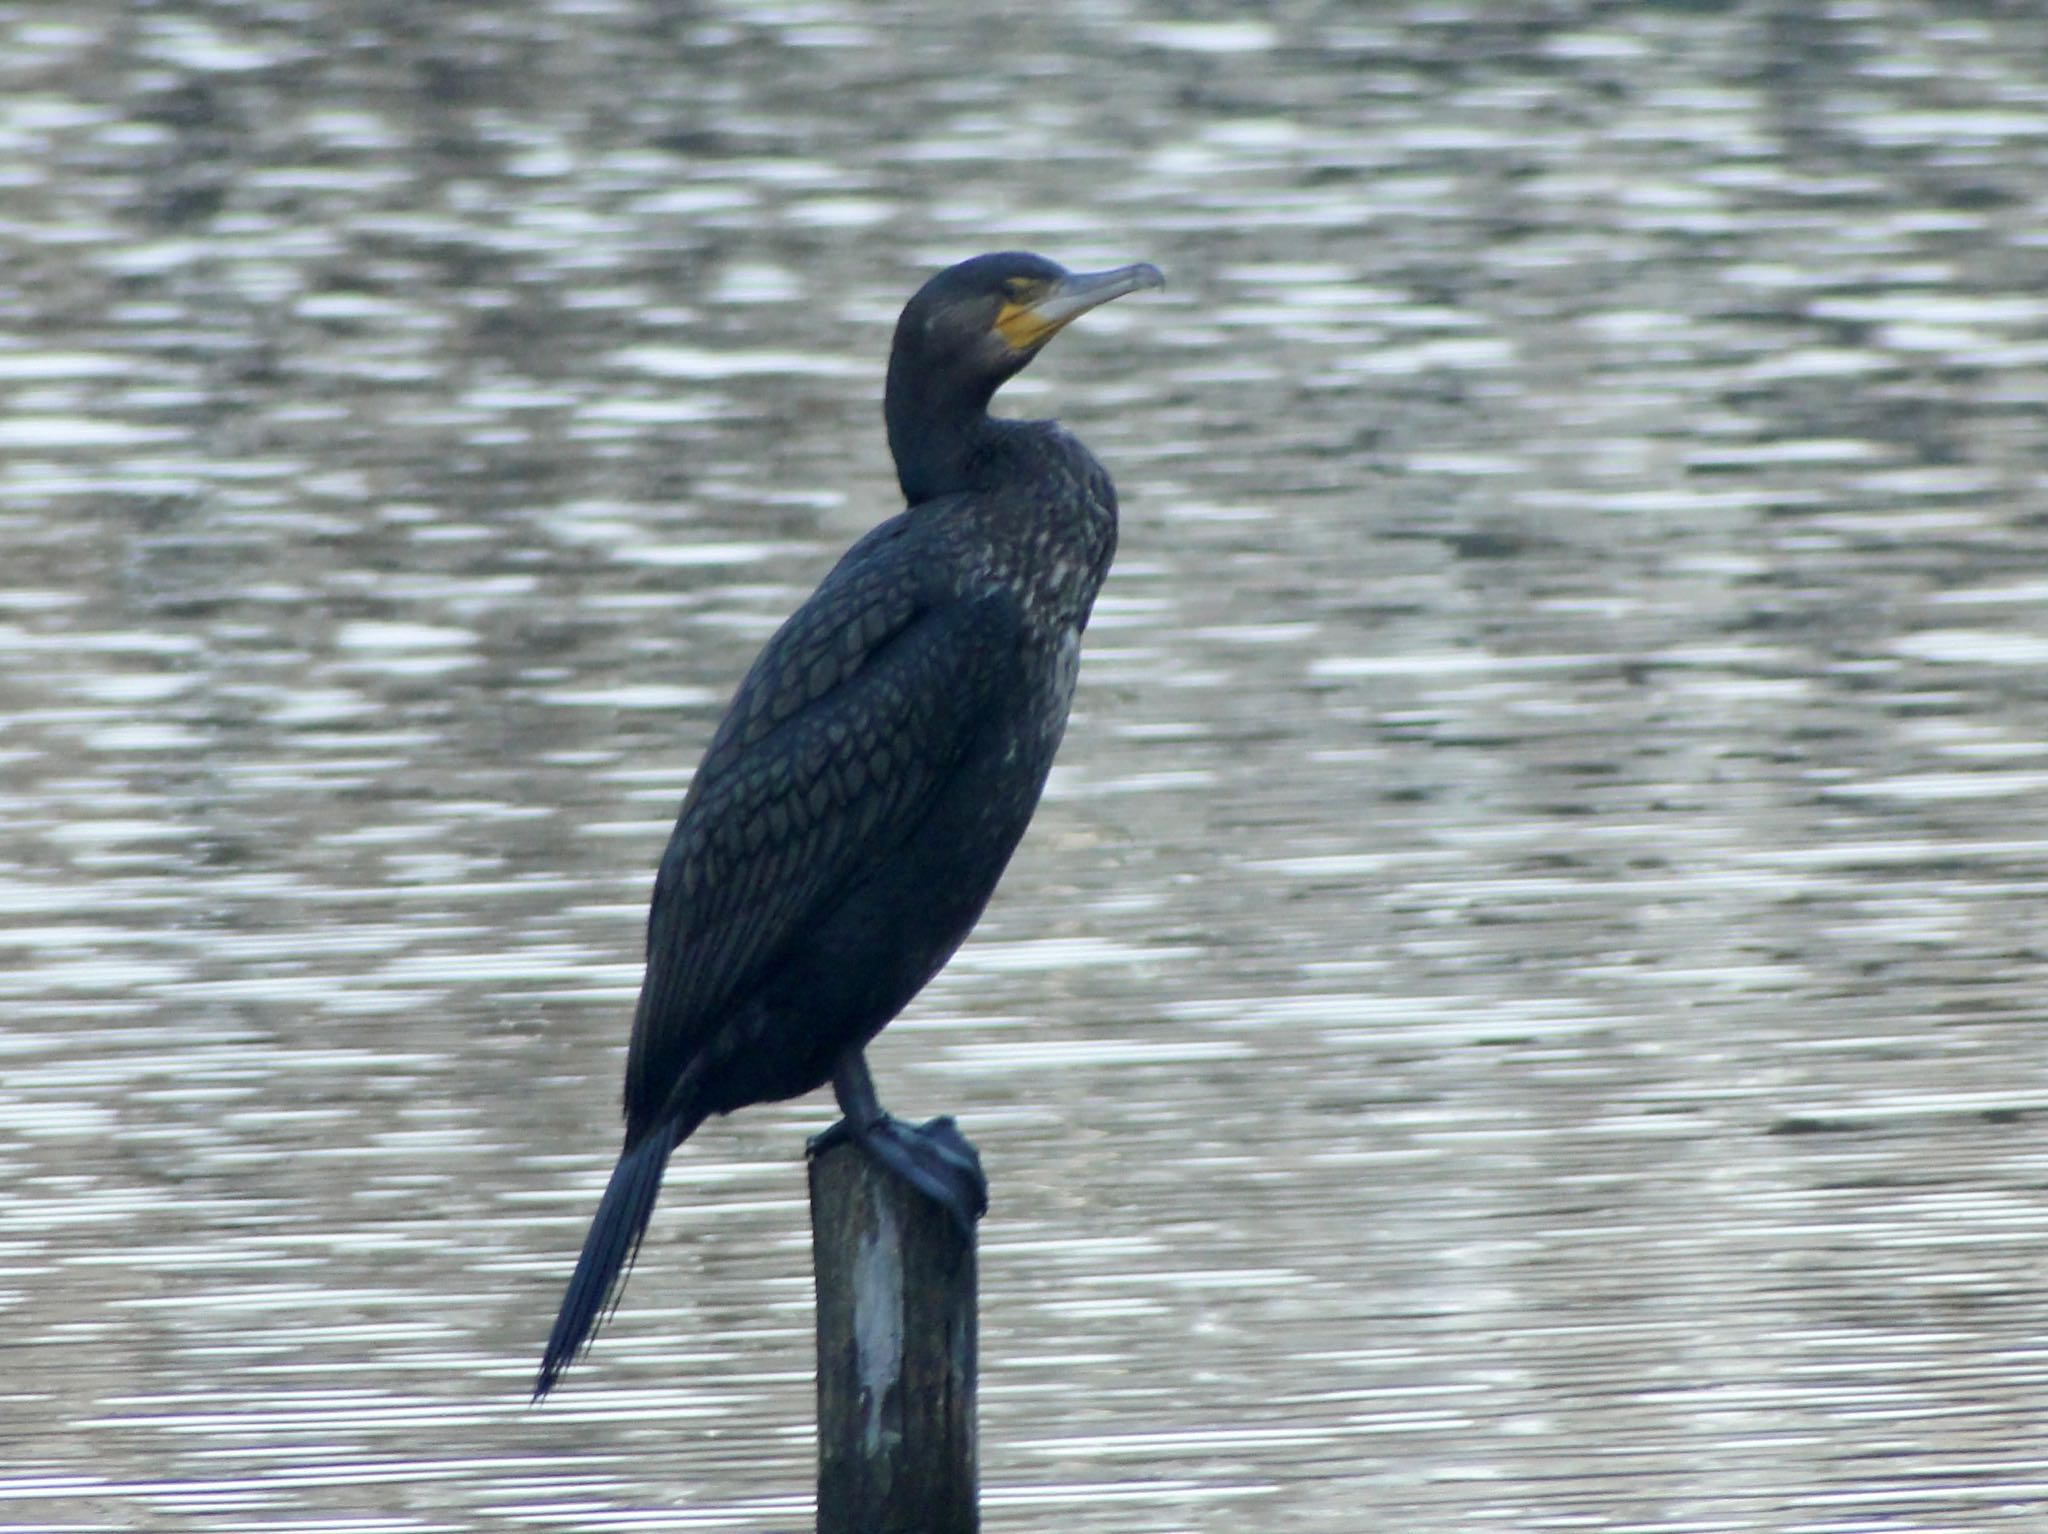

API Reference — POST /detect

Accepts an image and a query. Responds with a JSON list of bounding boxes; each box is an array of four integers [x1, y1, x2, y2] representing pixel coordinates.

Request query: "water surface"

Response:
[[5, 2, 2048, 1530]]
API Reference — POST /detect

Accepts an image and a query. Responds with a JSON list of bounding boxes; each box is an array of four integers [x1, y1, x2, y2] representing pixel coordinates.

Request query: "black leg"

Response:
[[807, 1050, 987, 1233]]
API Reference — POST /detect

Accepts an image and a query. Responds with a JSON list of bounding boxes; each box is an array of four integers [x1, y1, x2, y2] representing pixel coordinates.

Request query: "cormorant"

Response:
[[535, 251, 1164, 1398]]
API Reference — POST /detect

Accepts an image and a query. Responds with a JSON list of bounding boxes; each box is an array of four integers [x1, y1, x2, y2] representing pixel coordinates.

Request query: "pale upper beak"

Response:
[[995, 262, 1166, 352]]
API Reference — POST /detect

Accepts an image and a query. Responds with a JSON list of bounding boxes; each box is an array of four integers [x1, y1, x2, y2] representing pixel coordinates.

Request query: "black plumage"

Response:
[[535, 251, 1163, 1397]]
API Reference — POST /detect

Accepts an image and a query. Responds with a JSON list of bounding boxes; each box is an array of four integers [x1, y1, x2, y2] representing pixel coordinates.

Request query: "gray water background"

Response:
[[5, 2, 2048, 1529]]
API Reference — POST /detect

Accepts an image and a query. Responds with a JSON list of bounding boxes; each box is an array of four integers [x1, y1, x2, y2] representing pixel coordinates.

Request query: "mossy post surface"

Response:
[[809, 1138, 978, 1534]]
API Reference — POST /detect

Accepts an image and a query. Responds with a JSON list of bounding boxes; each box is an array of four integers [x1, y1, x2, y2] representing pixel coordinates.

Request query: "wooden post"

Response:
[[809, 1137, 978, 1534]]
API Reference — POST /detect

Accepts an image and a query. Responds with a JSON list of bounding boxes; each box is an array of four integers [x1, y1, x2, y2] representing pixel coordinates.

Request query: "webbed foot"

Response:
[[808, 1112, 987, 1234]]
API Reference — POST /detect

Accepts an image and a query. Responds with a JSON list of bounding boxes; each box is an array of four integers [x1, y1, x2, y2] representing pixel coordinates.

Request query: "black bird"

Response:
[[533, 252, 1163, 1397]]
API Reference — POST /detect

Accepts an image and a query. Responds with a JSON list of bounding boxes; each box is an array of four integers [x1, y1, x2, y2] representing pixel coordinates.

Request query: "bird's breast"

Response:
[[993, 496, 1115, 636]]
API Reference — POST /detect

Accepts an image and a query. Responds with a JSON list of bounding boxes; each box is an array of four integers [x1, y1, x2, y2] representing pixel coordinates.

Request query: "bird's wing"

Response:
[[622, 530, 1023, 1128]]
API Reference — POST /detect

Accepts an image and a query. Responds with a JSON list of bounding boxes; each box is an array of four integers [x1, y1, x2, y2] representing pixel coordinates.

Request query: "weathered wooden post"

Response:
[[809, 1134, 978, 1534]]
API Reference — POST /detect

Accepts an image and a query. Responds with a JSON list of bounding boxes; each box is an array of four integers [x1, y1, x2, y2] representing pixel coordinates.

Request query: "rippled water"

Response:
[[6, 2, 2048, 1530]]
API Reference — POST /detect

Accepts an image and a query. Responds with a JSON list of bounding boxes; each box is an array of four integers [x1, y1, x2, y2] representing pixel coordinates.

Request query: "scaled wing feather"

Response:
[[622, 530, 1020, 1130]]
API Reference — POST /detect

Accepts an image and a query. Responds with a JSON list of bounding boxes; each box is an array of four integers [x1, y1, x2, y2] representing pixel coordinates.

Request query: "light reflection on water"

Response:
[[5, 0, 2048, 1530]]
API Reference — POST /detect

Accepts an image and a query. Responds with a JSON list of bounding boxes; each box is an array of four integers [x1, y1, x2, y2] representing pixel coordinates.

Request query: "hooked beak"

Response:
[[995, 262, 1167, 353]]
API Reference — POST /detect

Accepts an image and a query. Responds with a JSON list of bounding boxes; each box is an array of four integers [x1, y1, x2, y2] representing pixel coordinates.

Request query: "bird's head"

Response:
[[889, 251, 1166, 408]]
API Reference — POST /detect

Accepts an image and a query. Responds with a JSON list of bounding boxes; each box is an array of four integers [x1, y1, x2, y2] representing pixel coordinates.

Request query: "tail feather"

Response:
[[534, 1126, 681, 1399]]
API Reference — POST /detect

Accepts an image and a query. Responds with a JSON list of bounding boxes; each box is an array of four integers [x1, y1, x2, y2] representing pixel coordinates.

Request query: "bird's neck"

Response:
[[885, 363, 1010, 506]]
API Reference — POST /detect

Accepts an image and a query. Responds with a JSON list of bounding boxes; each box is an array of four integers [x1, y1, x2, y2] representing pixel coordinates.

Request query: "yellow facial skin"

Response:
[[989, 263, 1167, 356], [994, 282, 1062, 353]]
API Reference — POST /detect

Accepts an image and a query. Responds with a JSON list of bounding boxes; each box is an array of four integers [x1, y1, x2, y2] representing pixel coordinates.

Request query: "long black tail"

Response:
[[534, 1122, 685, 1399]]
